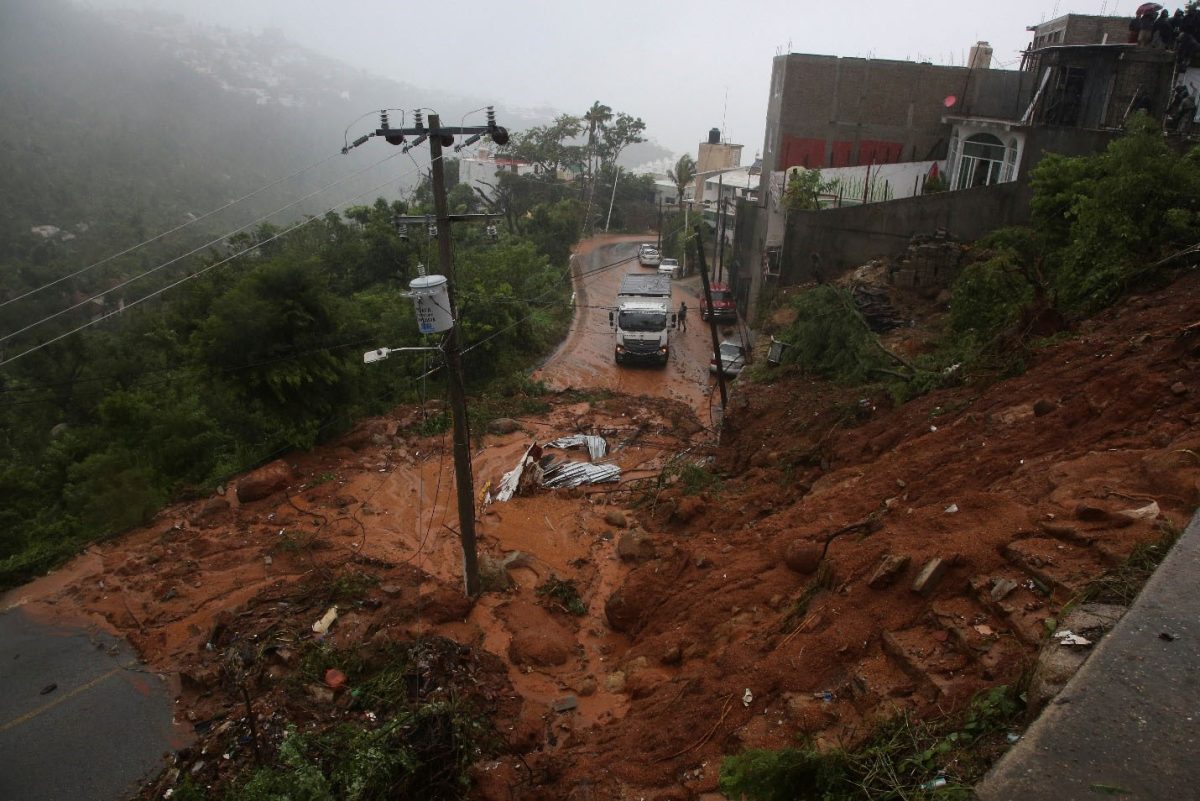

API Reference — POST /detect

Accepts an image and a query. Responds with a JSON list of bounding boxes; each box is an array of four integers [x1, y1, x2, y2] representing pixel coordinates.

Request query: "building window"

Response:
[[955, 133, 1007, 189], [1002, 137, 1019, 182]]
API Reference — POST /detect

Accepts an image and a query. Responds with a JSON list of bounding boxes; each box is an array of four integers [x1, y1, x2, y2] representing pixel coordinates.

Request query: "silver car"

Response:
[[658, 258, 680, 278], [709, 340, 747, 376]]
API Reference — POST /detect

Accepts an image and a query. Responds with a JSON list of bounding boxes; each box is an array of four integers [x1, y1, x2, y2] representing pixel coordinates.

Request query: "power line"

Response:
[[0, 150, 344, 311], [1, 149, 409, 346], [0, 158, 428, 369]]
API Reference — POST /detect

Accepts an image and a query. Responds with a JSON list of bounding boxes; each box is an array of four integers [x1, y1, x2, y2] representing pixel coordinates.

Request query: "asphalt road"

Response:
[[0, 607, 176, 801]]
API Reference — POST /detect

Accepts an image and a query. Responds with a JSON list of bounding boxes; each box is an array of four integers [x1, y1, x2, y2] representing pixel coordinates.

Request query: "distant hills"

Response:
[[0, 0, 670, 277]]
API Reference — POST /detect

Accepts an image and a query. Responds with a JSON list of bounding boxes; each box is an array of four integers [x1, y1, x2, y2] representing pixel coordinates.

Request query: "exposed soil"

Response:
[[4, 237, 1198, 800]]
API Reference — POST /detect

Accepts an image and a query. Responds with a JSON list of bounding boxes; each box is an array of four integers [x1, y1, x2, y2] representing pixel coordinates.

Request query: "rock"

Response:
[[1032, 399, 1058, 417], [1073, 502, 1114, 523], [576, 677, 598, 697], [867, 554, 910, 589], [997, 403, 1035, 425], [508, 612, 575, 667], [379, 583, 405, 597], [486, 417, 522, 435], [305, 683, 336, 705], [784, 541, 823, 574], [1171, 381, 1189, 396], [604, 671, 627, 693], [625, 668, 669, 699], [990, 577, 1019, 602], [417, 586, 473, 623], [1027, 603, 1125, 716], [661, 645, 682, 666], [550, 695, 578, 713], [324, 668, 347, 690], [236, 460, 294, 503], [616, 529, 657, 562], [478, 553, 514, 591], [911, 557, 949, 596], [603, 509, 628, 528]]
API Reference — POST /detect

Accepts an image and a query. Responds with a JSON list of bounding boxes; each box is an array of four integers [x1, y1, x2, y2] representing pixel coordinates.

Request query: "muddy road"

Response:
[[535, 235, 744, 426]]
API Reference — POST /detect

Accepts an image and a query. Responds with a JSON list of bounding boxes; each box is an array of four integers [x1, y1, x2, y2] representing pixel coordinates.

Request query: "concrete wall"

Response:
[[1030, 14, 1132, 49], [779, 181, 1033, 285], [759, 54, 1036, 185], [729, 200, 769, 322]]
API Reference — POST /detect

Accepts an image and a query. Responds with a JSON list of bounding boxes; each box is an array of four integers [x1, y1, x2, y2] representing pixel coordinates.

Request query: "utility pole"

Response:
[[604, 167, 620, 232], [355, 108, 509, 596], [429, 115, 481, 596], [656, 198, 664, 251], [694, 225, 728, 410]]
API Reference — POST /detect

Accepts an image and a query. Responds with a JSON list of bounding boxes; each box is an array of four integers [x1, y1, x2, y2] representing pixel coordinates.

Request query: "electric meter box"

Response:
[[408, 275, 454, 334]]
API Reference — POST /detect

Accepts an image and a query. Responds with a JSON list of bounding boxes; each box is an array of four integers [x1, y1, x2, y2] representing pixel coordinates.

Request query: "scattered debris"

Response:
[[944, 503, 959, 514], [541, 459, 620, 488], [1117, 501, 1159, 521], [39, 683, 57, 695], [742, 688, 753, 707], [911, 557, 950, 596], [551, 695, 578, 713], [1052, 630, 1093, 647], [546, 434, 608, 461], [1159, 631, 1177, 642], [311, 606, 338, 636]]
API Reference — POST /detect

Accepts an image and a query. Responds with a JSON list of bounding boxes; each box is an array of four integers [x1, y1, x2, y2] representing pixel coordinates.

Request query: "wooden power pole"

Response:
[[358, 108, 510, 596]]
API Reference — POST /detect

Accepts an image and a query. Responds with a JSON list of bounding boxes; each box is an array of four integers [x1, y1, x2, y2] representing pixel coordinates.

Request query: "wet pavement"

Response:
[[534, 236, 746, 427], [0, 606, 178, 801]]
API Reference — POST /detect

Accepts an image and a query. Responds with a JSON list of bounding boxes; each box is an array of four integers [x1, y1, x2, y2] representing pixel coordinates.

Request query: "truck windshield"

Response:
[[618, 310, 667, 331], [711, 290, 733, 302]]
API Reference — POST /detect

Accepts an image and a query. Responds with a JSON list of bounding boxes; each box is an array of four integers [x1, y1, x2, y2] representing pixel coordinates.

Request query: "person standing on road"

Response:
[[678, 301, 688, 332]]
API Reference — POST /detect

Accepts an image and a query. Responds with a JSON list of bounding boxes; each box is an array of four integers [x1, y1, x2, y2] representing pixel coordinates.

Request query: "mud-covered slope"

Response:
[[3, 271, 1197, 800]]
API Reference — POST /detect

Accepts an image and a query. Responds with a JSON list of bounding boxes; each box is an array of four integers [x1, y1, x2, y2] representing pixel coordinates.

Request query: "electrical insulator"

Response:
[[428, 223, 437, 238], [397, 224, 409, 241], [486, 224, 498, 241], [380, 110, 389, 128], [414, 110, 425, 130]]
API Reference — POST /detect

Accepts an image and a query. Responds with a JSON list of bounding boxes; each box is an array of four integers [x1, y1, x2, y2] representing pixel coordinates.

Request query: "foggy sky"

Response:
[[88, 0, 1134, 163]]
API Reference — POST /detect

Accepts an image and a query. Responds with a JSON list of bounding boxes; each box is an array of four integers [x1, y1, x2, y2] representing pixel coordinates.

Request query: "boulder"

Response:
[[509, 620, 574, 667], [236, 460, 294, 503], [604, 509, 629, 529], [486, 417, 521, 435], [616, 529, 657, 562], [784, 540, 824, 574]]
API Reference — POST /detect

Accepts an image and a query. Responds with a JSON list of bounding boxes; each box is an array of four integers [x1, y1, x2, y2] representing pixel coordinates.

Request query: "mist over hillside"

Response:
[[0, 0, 670, 285]]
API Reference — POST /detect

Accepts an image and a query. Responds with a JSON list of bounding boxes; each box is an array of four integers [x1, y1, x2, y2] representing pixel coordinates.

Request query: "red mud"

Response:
[[4, 237, 1198, 800]]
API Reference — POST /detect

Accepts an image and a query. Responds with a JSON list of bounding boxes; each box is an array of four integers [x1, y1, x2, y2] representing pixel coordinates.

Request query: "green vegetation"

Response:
[[719, 685, 1025, 800], [0, 195, 576, 591], [1077, 520, 1182, 606], [768, 119, 1200, 404], [535, 575, 587, 615], [213, 639, 495, 801]]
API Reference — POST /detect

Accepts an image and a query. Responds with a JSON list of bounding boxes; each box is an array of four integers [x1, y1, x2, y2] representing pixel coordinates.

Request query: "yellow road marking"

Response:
[[0, 667, 121, 733]]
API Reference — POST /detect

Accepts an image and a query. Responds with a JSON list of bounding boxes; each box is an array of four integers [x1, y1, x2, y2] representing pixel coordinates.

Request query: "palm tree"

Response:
[[583, 101, 613, 184], [580, 101, 613, 233], [667, 154, 697, 208]]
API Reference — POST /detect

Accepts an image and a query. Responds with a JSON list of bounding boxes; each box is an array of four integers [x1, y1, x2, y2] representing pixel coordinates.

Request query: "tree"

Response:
[[667, 154, 697, 208], [582, 102, 613, 186], [782, 168, 837, 213]]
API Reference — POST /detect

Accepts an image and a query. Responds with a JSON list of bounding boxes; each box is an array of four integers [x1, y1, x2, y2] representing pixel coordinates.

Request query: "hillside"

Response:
[[0, 0, 671, 301], [4, 236, 1196, 798]]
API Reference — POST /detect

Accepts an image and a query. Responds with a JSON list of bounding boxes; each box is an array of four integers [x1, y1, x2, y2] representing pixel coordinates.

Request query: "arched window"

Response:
[[954, 133, 1006, 189]]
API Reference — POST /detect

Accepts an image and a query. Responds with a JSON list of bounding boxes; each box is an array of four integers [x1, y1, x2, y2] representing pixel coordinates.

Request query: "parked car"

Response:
[[637, 244, 661, 267], [709, 339, 748, 376], [658, 258, 680, 278], [700, 282, 739, 323]]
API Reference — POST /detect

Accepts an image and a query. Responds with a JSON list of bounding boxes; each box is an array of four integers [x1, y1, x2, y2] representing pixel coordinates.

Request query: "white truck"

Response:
[[609, 273, 675, 366]]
